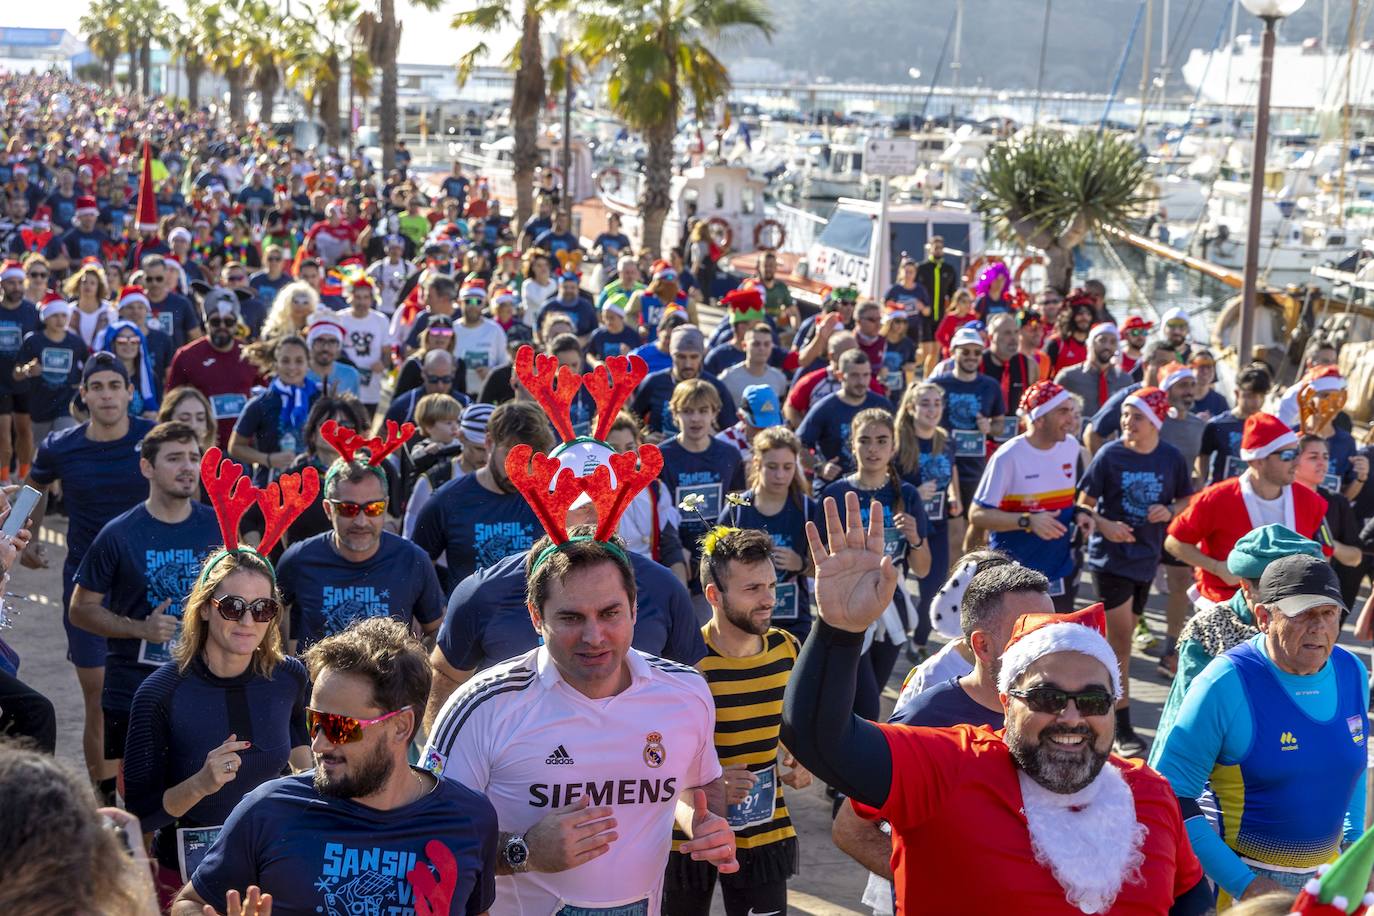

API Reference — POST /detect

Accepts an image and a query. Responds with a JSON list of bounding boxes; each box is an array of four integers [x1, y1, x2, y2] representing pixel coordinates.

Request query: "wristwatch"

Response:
[[502, 833, 530, 873], [1017, 512, 1032, 530]]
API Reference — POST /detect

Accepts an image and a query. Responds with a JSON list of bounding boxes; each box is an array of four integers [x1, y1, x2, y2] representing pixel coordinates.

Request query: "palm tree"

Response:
[[241, 0, 287, 124], [165, 5, 209, 109], [285, 0, 370, 149], [575, 0, 772, 251], [974, 131, 1152, 294], [202, 2, 249, 122], [79, 0, 125, 89], [450, 0, 566, 231]]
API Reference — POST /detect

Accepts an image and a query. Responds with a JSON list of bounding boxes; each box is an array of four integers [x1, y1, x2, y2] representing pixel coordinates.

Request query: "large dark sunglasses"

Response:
[[212, 595, 281, 623], [1008, 686, 1113, 717], [206, 317, 236, 328], [1275, 447, 1300, 462], [425, 374, 455, 385], [306, 706, 411, 744], [327, 498, 387, 518]]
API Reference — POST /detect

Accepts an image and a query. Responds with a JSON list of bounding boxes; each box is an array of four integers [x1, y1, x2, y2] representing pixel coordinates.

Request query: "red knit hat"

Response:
[[1123, 386, 1170, 429], [1239, 411, 1299, 461]]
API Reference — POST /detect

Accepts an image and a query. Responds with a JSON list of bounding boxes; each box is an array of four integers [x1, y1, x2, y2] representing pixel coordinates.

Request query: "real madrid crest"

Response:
[[643, 732, 665, 768]]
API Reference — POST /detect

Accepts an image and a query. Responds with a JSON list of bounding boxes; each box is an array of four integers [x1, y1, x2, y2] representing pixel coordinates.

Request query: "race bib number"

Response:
[[1046, 577, 1065, 598], [138, 624, 180, 667], [923, 491, 946, 523], [556, 900, 649, 916], [953, 429, 985, 458], [464, 349, 490, 370], [1324, 473, 1342, 492], [727, 765, 776, 830], [1223, 455, 1246, 480], [677, 482, 722, 520], [992, 416, 1018, 443], [210, 393, 247, 419], [177, 825, 222, 882], [0, 325, 20, 355], [151, 310, 175, 340], [40, 347, 73, 385], [773, 581, 799, 622]]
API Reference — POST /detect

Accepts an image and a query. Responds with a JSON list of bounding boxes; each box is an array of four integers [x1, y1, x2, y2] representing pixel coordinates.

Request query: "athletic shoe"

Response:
[[1114, 727, 1148, 759], [905, 643, 929, 665], [1133, 619, 1158, 651], [1156, 652, 1178, 680]]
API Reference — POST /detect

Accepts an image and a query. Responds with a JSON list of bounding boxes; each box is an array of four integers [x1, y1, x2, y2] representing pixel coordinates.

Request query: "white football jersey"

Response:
[[423, 646, 721, 916]]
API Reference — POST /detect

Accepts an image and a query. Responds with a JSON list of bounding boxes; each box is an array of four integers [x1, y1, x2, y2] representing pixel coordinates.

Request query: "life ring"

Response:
[[596, 168, 622, 195], [706, 217, 733, 252], [753, 218, 786, 250], [963, 255, 1004, 285], [1013, 255, 1044, 285]]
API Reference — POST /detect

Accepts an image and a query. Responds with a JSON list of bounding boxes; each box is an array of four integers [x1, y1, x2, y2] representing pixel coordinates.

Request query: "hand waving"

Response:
[[805, 492, 900, 634]]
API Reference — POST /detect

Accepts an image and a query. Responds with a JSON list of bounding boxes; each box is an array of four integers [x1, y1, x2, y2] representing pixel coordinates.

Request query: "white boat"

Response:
[[454, 134, 598, 205], [595, 161, 776, 254], [778, 141, 880, 201], [1183, 34, 1374, 111]]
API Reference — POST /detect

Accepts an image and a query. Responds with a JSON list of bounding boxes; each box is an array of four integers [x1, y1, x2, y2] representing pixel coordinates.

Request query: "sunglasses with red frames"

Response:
[[327, 498, 387, 518], [211, 595, 282, 622], [306, 705, 412, 744]]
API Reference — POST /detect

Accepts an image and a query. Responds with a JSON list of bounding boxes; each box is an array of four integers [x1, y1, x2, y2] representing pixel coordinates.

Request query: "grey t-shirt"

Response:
[[1162, 413, 1207, 466], [1054, 363, 1133, 418], [719, 362, 789, 405]]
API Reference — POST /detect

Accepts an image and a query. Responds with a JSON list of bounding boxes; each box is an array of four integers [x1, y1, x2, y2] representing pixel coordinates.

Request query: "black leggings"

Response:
[[0, 669, 57, 754], [662, 872, 788, 916], [854, 640, 901, 722]]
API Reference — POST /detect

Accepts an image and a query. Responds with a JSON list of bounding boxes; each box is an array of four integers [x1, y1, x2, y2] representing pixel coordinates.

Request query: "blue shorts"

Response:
[[62, 564, 107, 669]]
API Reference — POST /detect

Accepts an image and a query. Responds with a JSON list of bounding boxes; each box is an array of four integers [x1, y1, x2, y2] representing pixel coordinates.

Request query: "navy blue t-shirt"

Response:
[[535, 295, 598, 337], [1089, 382, 1141, 441], [191, 772, 498, 916], [436, 550, 705, 672], [1080, 439, 1193, 583], [1199, 409, 1247, 484], [721, 491, 816, 639], [1191, 388, 1229, 420], [46, 226, 113, 265], [586, 325, 642, 362], [932, 374, 1005, 484], [248, 270, 291, 305], [16, 329, 86, 421], [890, 676, 1003, 728], [659, 437, 745, 579], [148, 292, 202, 348], [1327, 425, 1359, 485], [878, 336, 918, 401], [915, 434, 959, 527], [277, 531, 444, 650], [796, 390, 894, 474], [703, 342, 745, 376], [532, 228, 580, 254], [31, 417, 156, 570], [0, 299, 40, 394], [630, 368, 737, 435], [74, 502, 222, 710], [123, 655, 310, 872], [413, 473, 540, 585], [819, 476, 928, 562]]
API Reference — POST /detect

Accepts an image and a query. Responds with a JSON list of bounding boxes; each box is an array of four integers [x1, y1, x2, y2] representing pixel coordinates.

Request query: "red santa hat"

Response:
[[31, 205, 51, 227], [134, 139, 159, 233], [40, 293, 71, 323], [1019, 380, 1071, 422], [1302, 364, 1346, 394], [491, 286, 518, 308], [75, 195, 99, 218], [650, 260, 677, 283], [997, 603, 1121, 699], [1, 261, 23, 282], [1122, 386, 1170, 429], [1158, 361, 1194, 391], [118, 284, 150, 311], [459, 278, 487, 301], [306, 320, 344, 346], [1240, 411, 1299, 461], [1121, 315, 1153, 333], [883, 299, 910, 321]]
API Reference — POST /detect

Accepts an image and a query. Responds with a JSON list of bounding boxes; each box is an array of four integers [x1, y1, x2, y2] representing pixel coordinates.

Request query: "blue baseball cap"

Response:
[[742, 385, 782, 428]]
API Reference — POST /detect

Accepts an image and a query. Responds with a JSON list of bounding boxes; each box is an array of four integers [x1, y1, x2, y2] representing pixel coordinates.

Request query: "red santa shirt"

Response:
[[855, 724, 1202, 915], [165, 338, 265, 447]]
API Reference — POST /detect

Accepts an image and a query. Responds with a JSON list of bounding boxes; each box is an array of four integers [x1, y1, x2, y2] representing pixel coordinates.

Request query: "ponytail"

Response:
[[886, 462, 905, 514]]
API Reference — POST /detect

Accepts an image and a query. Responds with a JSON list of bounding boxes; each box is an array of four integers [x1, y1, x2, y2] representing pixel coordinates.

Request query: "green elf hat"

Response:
[[723, 283, 767, 326], [1288, 828, 1374, 915]]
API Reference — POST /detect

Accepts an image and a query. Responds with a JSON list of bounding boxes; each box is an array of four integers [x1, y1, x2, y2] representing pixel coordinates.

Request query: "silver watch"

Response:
[[502, 833, 530, 873]]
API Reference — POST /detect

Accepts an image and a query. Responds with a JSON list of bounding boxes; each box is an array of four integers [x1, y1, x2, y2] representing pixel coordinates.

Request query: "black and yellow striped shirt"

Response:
[[672, 626, 800, 853]]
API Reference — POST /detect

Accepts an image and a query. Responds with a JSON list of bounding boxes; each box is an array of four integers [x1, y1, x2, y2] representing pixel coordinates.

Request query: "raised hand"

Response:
[[805, 492, 900, 634]]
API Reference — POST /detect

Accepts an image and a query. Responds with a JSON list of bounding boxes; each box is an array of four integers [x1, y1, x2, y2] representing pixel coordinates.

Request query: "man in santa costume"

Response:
[[1165, 411, 1328, 607], [782, 491, 1210, 914]]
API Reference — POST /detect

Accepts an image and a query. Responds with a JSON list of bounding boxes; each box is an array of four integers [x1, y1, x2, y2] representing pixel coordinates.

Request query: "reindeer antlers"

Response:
[[504, 444, 584, 545], [514, 346, 583, 442], [256, 466, 321, 556], [201, 448, 257, 549], [320, 419, 416, 465], [586, 355, 648, 441], [586, 445, 665, 542]]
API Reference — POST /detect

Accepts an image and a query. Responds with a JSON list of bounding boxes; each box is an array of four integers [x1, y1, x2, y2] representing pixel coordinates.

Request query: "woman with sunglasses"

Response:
[[392, 314, 461, 397], [261, 281, 319, 343], [21, 253, 51, 302], [99, 320, 161, 419], [61, 259, 115, 348], [230, 335, 318, 484], [122, 548, 310, 907]]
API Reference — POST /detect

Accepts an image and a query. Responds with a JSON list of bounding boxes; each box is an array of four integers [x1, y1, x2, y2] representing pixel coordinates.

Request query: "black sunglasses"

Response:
[[212, 595, 281, 623], [425, 374, 455, 385], [1008, 686, 1113, 717]]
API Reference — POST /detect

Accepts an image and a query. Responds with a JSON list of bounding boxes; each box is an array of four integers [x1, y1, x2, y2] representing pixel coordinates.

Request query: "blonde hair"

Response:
[[158, 386, 218, 449], [896, 383, 947, 475], [262, 281, 319, 342], [416, 392, 462, 431], [749, 426, 811, 508], [669, 378, 721, 418], [173, 551, 285, 676], [62, 261, 110, 300]]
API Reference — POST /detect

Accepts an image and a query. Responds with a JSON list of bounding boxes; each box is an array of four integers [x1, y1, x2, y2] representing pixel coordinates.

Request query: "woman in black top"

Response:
[[123, 548, 310, 907]]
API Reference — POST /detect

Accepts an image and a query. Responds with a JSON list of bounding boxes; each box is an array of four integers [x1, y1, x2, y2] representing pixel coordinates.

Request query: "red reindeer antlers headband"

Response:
[[514, 345, 646, 442], [320, 419, 417, 465], [200, 447, 321, 568]]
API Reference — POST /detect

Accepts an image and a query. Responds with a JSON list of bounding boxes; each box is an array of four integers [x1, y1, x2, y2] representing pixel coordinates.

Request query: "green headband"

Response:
[[198, 546, 276, 586], [531, 535, 628, 576], [323, 460, 388, 494]]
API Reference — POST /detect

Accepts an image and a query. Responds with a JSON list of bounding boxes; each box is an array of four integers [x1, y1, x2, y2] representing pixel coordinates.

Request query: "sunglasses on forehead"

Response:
[[1008, 686, 1113, 717], [306, 706, 411, 745]]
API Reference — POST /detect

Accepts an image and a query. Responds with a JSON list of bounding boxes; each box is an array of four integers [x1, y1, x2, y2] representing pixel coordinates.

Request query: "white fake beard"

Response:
[[1017, 764, 1148, 914]]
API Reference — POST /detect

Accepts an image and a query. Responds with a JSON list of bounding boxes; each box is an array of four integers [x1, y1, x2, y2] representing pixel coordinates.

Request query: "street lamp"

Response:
[[1236, 0, 1305, 368]]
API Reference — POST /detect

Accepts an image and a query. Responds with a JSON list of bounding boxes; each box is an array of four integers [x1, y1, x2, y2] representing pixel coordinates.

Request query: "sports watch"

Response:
[[1018, 512, 1031, 530], [502, 833, 530, 872]]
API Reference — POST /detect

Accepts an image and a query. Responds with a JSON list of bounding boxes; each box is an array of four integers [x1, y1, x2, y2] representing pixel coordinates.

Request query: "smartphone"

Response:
[[3, 486, 42, 539]]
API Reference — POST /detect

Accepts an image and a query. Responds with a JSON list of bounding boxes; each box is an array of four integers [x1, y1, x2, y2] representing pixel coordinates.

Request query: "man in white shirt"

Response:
[[453, 278, 510, 394], [366, 234, 413, 315], [332, 277, 392, 410], [423, 529, 737, 916]]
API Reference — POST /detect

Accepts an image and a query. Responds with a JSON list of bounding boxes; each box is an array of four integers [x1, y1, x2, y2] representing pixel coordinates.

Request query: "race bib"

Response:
[[1223, 455, 1246, 480], [0, 325, 20, 355], [210, 393, 247, 419], [138, 624, 180, 667], [993, 416, 1019, 443], [151, 310, 175, 339], [677, 482, 722, 520], [923, 491, 946, 523], [953, 429, 985, 458], [556, 899, 649, 916], [773, 581, 799, 622], [464, 349, 490, 370], [1324, 473, 1342, 492], [177, 825, 222, 882], [1046, 577, 1065, 598], [40, 347, 73, 385], [727, 765, 776, 831]]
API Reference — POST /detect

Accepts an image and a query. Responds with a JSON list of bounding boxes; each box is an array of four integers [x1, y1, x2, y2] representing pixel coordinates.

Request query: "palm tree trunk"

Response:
[[510, 1, 546, 231], [227, 68, 246, 124], [141, 38, 152, 95], [380, 0, 399, 174], [321, 57, 343, 149], [257, 70, 278, 124], [641, 116, 675, 253], [127, 45, 139, 95], [105, 58, 116, 87], [1045, 242, 1074, 294], [187, 62, 202, 110]]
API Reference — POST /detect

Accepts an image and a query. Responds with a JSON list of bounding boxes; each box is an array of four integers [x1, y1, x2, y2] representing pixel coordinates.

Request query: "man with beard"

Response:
[[277, 457, 443, 653], [172, 618, 498, 916], [1153, 555, 1366, 905], [140, 254, 203, 349], [980, 313, 1036, 443], [1198, 366, 1272, 485], [1054, 322, 1131, 420], [781, 492, 1210, 914], [0, 260, 39, 481], [632, 325, 736, 436], [754, 250, 798, 339], [450, 278, 510, 394], [413, 401, 552, 585], [793, 287, 858, 373], [933, 326, 1006, 534], [302, 320, 362, 400], [1045, 296, 1096, 376], [69, 422, 220, 778], [661, 527, 810, 915], [166, 289, 263, 447], [798, 350, 893, 483], [1158, 307, 1193, 363]]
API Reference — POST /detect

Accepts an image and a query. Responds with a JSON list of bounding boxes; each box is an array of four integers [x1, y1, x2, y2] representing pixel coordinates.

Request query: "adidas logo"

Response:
[[545, 745, 575, 765]]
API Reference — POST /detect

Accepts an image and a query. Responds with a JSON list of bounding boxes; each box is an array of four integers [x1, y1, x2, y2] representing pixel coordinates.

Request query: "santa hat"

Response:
[[950, 326, 986, 351], [1123, 386, 1170, 429], [31, 206, 51, 227], [1087, 322, 1119, 344], [491, 287, 518, 308], [1302, 364, 1346, 394], [75, 196, 98, 218], [1019, 380, 1070, 422], [1240, 411, 1299, 461], [40, 293, 71, 323], [306, 320, 344, 346], [1121, 315, 1153, 333], [118, 284, 150, 311], [1287, 827, 1374, 915], [1158, 361, 1194, 391], [883, 299, 910, 322], [0, 261, 23, 282], [167, 226, 191, 245], [459, 277, 487, 301], [997, 603, 1121, 699], [133, 139, 159, 233], [602, 291, 629, 318], [723, 285, 766, 325]]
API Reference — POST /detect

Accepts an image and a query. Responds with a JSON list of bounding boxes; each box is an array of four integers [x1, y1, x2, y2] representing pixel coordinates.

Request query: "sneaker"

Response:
[[1132, 619, 1158, 651], [1114, 727, 1148, 759], [1156, 652, 1178, 680], [905, 643, 930, 665]]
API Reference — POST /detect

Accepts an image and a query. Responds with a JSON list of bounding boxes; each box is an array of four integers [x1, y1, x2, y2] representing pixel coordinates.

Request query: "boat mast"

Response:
[[951, 0, 964, 89], [1338, 0, 1358, 226]]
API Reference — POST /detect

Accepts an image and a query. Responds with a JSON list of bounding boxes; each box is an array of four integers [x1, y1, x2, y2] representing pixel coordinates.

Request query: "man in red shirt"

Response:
[[1165, 411, 1328, 605], [303, 199, 360, 268], [165, 289, 262, 447], [781, 492, 1210, 914]]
